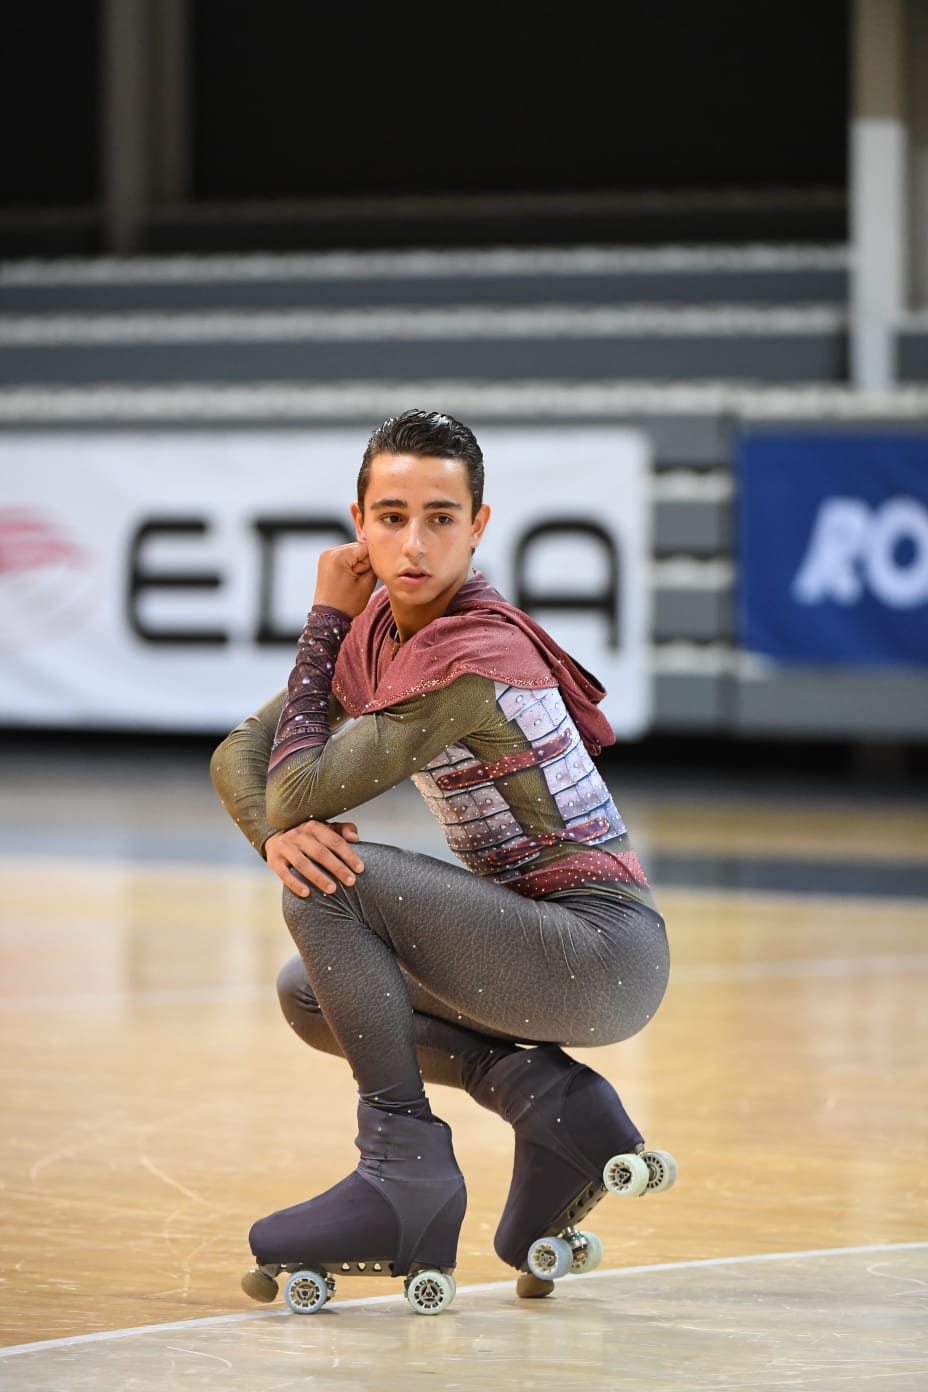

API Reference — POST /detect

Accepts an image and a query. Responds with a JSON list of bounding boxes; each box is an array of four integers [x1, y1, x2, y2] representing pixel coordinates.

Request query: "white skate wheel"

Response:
[[284, 1269, 330, 1314], [241, 1268, 279, 1303], [641, 1149, 679, 1192], [602, 1151, 650, 1197], [526, 1235, 574, 1280], [571, 1230, 604, 1273], [405, 1269, 455, 1315]]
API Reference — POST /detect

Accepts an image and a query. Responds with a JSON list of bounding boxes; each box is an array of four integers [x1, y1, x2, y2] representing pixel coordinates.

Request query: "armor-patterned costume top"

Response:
[[213, 572, 653, 907]]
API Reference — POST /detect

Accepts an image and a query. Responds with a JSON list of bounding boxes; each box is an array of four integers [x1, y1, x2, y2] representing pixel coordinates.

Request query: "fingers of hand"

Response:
[[282, 868, 313, 898], [330, 820, 361, 846], [315, 544, 377, 614], [268, 823, 364, 895], [320, 542, 370, 576], [289, 824, 364, 875], [269, 846, 334, 896], [348, 544, 371, 575], [266, 844, 314, 896]]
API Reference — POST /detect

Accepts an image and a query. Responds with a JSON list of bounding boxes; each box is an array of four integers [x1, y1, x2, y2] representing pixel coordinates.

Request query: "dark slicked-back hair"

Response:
[[357, 409, 484, 516]]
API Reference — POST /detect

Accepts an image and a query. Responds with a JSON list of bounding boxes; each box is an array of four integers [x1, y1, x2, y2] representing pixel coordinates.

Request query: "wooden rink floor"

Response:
[[0, 740, 926, 1389]]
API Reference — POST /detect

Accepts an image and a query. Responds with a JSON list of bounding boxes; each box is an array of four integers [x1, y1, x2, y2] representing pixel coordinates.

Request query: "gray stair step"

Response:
[[1, 379, 924, 458], [0, 304, 849, 386], [652, 560, 734, 642], [0, 245, 849, 315]]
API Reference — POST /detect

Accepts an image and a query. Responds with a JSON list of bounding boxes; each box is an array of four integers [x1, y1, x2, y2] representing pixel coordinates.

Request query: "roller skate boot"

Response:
[[470, 1045, 676, 1297], [241, 1100, 466, 1316]]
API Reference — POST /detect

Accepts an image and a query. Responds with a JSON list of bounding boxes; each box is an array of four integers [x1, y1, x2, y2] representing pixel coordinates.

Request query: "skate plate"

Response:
[[242, 1260, 457, 1316], [517, 1145, 678, 1296]]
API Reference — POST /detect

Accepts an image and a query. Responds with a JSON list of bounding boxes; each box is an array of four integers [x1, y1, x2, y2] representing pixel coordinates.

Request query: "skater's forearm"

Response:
[[211, 683, 352, 856], [210, 690, 286, 856], [212, 609, 354, 855], [270, 606, 354, 767]]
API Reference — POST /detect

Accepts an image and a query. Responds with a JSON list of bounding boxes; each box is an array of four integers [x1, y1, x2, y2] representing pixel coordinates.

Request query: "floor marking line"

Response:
[[2, 1241, 925, 1359]]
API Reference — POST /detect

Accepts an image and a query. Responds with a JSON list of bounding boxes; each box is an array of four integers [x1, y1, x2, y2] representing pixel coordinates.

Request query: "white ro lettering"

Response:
[[792, 496, 928, 609]]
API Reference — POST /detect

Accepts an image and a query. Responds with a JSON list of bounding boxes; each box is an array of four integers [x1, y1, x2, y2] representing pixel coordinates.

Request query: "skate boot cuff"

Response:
[[249, 1101, 466, 1278], [468, 1044, 577, 1126]]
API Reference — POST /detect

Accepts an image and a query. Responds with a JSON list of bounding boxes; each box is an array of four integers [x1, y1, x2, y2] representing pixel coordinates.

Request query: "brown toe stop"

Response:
[[241, 1269, 279, 1303], [516, 1273, 555, 1299]]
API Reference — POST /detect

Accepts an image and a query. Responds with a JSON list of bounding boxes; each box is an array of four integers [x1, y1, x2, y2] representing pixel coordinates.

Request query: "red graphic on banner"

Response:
[[0, 509, 98, 649]]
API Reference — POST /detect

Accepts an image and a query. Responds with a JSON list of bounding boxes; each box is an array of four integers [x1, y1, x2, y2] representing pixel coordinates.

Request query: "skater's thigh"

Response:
[[314, 841, 668, 1045], [279, 946, 518, 1043]]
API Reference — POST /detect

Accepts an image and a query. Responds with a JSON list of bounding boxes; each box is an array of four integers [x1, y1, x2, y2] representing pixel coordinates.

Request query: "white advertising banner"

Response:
[[0, 429, 652, 734]]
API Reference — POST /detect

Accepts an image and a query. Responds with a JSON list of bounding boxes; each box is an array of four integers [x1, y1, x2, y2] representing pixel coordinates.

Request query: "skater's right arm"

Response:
[[210, 535, 373, 884]]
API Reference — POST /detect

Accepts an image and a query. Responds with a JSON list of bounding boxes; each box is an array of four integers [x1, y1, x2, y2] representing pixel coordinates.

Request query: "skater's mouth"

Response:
[[398, 568, 431, 582]]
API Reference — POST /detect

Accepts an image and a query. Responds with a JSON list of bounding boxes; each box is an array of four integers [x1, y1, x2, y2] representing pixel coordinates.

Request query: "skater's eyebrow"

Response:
[[368, 497, 464, 512]]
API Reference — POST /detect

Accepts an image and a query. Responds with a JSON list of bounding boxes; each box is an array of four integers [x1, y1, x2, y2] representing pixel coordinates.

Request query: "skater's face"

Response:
[[352, 452, 490, 641]]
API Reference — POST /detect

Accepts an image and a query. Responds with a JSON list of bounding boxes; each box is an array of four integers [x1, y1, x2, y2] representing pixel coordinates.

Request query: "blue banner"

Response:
[[737, 433, 928, 666]]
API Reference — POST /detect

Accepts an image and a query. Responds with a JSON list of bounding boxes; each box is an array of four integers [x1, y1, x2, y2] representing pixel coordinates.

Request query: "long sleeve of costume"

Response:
[[210, 689, 286, 856], [210, 676, 352, 856]]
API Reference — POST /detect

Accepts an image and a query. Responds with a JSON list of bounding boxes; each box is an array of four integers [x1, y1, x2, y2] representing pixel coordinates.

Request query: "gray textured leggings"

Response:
[[279, 842, 669, 1106]]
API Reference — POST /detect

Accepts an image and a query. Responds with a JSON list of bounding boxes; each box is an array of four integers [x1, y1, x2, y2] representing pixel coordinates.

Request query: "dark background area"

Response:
[[1, 0, 100, 205], [1, 0, 849, 209]]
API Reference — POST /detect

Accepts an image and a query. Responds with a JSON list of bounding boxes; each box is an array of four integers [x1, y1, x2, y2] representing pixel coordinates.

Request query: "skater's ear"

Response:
[[469, 503, 490, 553], [351, 502, 366, 541]]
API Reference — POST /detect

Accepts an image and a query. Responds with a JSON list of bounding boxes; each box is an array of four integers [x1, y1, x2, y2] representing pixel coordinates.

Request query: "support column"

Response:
[[151, 0, 192, 204], [100, 0, 149, 254], [100, 0, 191, 253], [849, 0, 908, 387]]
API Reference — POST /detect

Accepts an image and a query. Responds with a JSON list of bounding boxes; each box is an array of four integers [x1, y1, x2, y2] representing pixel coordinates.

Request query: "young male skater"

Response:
[[211, 409, 673, 1311]]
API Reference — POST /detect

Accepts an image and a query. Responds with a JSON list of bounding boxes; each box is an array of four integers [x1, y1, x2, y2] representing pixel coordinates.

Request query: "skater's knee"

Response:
[[276, 955, 346, 1058], [277, 955, 321, 1018], [282, 884, 314, 926]]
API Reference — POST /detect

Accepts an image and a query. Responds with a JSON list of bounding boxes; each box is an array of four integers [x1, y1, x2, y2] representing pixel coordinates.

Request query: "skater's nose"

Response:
[[401, 520, 426, 560]]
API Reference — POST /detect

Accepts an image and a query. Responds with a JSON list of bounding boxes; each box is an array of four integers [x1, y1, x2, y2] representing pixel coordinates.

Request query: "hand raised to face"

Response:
[[313, 541, 378, 618]]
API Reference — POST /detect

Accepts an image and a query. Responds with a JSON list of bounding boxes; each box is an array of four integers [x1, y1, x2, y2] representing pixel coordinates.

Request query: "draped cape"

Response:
[[332, 571, 615, 757]]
